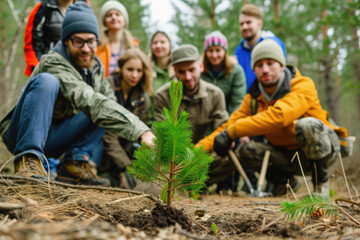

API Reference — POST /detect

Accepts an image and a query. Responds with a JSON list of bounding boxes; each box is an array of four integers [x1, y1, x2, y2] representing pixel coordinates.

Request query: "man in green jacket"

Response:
[[0, 2, 154, 186], [154, 44, 235, 191]]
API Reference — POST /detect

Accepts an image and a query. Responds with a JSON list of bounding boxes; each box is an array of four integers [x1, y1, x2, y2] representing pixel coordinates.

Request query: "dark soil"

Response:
[[0, 174, 360, 239]]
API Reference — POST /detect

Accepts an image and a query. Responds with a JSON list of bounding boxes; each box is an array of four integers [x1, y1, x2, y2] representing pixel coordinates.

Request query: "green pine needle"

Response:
[[128, 80, 214, 206], [281, 193, 339, 222]]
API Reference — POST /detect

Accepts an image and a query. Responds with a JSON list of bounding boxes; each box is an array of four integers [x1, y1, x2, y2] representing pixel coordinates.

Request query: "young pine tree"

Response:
[[128, 80, 214, 207]]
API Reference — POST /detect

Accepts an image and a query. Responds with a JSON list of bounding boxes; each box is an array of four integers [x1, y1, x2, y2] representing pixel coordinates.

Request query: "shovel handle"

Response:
[[258, 150, 271, 187], [228, 150, 248, 180]]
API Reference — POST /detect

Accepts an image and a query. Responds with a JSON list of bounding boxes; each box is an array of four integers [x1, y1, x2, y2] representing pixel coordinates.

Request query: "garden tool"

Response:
[[228, 150, 255, 196], [254, 150, 271, 197]]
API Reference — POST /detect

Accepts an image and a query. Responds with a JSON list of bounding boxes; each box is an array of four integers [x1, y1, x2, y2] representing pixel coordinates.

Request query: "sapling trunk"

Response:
[[128, 81, 214, 207], [168, 161, 175, 207]]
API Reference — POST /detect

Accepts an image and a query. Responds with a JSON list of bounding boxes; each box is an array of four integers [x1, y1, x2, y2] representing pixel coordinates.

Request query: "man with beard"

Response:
[[0, 2, 154, 186], [197, 39, 349, 197], [234, 3, 286, 92], [154, 44, 234, 192], [233, 3, 287, 194]]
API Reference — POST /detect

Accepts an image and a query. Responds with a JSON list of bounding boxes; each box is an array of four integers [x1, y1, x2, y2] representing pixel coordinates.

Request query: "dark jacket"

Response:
[[102, 74, 150, 174], [23, 0, 87, 76]]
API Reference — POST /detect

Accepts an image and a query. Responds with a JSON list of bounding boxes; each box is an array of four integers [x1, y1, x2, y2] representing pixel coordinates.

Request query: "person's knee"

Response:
[[295, 117, 339, 160], [238, 142, 270, 169], [29, 73, 59, 93]]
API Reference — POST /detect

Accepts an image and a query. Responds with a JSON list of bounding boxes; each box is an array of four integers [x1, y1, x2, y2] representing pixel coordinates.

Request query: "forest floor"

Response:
[[0, 141, 359, 240], [0, 173, 359, 240]]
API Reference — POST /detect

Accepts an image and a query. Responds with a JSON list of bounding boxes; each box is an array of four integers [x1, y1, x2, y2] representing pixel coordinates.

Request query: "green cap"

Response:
[[172, 44, 200, 66]]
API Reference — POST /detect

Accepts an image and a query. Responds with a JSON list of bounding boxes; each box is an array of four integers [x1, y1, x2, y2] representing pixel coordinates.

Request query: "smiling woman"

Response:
[[201, 30, 246, 115], [100, 48, 153, 187], [96, 0, 135, 77]]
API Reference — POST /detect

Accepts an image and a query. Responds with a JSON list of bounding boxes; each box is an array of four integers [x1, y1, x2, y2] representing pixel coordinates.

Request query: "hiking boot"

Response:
[[56, 161, 110, 186], [271, 178, 301, 196], [14, 154, 47, 180], [314, 180, 329, 197]]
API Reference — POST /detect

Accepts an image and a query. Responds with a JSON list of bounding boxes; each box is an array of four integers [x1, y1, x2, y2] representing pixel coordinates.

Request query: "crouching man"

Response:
[[196, 39, 350, 196], [0, 2, 154, 186]]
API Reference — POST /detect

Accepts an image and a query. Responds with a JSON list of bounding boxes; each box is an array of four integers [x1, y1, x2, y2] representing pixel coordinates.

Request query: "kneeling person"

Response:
[[0, 2, 154, 186], [197, 39, 349, 196]]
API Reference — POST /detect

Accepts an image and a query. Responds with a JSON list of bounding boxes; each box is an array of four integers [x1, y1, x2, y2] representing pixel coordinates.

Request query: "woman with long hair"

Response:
[[202, 30, 247, 115], [100, 48, 153, 187], [150, 30, 175, 91], [97, 0, 134, 77]]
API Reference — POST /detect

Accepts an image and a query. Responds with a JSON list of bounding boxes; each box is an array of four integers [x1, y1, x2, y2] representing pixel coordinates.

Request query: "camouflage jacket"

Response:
[[0, 42, 149, 142]]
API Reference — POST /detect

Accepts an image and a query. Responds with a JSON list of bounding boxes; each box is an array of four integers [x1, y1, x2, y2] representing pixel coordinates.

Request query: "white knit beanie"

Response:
[[100, 0, 129, 28]]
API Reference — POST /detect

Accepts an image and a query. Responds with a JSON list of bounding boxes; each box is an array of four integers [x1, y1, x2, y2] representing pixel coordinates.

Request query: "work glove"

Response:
[[213, 129, 233, 157]]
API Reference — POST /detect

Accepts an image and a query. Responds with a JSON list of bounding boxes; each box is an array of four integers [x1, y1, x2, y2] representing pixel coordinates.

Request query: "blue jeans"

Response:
[[2, 73, 104, 172]]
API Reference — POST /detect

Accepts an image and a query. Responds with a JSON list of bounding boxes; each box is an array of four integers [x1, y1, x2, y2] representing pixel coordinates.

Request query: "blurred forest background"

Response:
[[0, 0, 359, 176]]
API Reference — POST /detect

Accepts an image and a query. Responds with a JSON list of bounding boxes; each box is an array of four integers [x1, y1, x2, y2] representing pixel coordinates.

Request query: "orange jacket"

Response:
[[96, 44, 111, 77], [197, 66, 348, 152]]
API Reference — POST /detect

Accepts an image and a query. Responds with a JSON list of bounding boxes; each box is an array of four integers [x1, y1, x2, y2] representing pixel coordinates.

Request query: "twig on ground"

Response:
[[291, 152, 312, 197], [261, 217, 266, 229], [190, 217, 209, 233], [0, 202, 25, 211], [301, 222, 329, 232], [0, 175, 157, 202], [335, 198, 360, 208], [108, 194, 153, 205], [338, 206, 360, 227], [338, 153, 353, 201], [287, 179, 298, 201]]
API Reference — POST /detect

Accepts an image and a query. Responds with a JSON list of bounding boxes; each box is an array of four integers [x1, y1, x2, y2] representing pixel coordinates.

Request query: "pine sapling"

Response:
[[281, 194, 360, 226], [128, 80, 214, 207]]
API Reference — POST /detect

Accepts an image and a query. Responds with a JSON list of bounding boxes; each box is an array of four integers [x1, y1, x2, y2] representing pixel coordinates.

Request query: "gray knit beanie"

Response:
[[100, 0, 129, 28], [251, 39, 285, 69], [61, 1, 99, 42]]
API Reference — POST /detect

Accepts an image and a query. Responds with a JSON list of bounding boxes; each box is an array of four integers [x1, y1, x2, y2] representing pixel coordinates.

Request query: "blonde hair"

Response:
[[240, 4, 263, 19], [117, 49, 154, 96], [203, 50, 233, 78]]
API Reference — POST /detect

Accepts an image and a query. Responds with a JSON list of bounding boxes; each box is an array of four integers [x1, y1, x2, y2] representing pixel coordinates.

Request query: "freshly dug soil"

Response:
[[0, 175, 360, 239]]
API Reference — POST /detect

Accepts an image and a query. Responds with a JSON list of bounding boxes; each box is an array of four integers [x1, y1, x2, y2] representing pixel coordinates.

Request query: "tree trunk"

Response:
[[210, 0, 215, 29], [274, 0, 280, 32], [321, 9, 340, 123], [0, 0, 8, 117], [347, 0, 360, 135]]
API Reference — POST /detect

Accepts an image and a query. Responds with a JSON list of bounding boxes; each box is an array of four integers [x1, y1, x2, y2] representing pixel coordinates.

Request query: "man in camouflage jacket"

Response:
[[0, 2, 154, 186]]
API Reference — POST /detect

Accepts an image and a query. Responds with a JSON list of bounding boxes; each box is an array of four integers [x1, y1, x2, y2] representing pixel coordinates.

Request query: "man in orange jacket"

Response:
[[197, 39, 350, 196]]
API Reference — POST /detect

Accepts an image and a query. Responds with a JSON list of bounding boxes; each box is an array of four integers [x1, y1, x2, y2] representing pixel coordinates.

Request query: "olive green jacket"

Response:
[[0, 42, 149, 142], [154, 79, 229, 144], [201, 63, 246, 114]]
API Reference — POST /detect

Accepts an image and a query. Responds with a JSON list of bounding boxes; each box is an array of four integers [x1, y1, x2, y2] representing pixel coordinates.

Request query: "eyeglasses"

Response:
[[69, 37, 99, 48]]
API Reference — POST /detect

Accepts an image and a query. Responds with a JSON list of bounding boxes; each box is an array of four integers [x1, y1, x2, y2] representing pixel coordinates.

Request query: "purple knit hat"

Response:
[[204, 30, 228, 51]]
